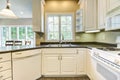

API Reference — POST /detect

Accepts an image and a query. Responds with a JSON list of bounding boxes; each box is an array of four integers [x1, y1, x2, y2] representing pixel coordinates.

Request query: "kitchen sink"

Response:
[[44, 44, 79, 47]]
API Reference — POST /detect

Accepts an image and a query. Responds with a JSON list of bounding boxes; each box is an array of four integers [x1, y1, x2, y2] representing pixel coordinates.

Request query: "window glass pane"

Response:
[[47, 16, 59, 40], [19, 27, 25, 39], [0, 25, 35, 47], [54, 16, 59, 25], [67, 16, 72, 24], [47, 14, 73, 41], [27, 27, 34, 39], [61, 16, 67, 25], [48, 17, 53, 24], [11, 27, 17, 40], [2, 27, 9, 46], [61, 16, 72, 41]]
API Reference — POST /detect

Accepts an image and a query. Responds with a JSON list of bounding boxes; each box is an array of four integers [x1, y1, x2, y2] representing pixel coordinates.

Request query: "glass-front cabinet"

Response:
[[76, 9, 84, 32]]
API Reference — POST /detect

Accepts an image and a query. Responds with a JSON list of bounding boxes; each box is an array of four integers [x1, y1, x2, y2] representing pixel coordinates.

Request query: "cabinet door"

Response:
[[77, 51, 86, 74], [109, 0, 120, 11], [86, 49, 98, 80], [98, 0, 106, 29], [85, 0, 97, 30], [42, 54, 60, 75], [61, 54, 77, 75], [32, 0, 44, 32]]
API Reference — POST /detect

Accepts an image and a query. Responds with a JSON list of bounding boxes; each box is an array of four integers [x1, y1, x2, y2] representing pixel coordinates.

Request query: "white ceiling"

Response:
[[0, 0, 32, 18]]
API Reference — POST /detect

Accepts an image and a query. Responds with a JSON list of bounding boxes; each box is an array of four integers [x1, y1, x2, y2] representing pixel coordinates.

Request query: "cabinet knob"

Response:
[[61, 56, 62, 60]]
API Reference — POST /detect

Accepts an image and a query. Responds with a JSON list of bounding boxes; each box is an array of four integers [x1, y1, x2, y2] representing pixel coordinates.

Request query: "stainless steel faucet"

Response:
[[59, 34, 64, 46]]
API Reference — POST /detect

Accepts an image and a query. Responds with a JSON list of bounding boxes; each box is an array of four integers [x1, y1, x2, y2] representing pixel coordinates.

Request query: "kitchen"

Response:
[[0, 0, 120, 80]]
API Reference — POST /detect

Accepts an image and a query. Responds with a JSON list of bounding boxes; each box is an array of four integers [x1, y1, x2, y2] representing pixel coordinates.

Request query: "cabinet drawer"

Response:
[[0, 70, 11, 80], [0, 61, 11, 71], [0, 53, 11, 62], [12, 49, 41, 58], [59, 48, 77, 54], [42, 49, 60, 54]]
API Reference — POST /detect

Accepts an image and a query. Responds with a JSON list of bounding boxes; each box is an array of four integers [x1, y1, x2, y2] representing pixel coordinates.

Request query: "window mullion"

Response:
[[59, 15, 61, 42], [9, 27, 11, 40], [17, 26, 19, 40]]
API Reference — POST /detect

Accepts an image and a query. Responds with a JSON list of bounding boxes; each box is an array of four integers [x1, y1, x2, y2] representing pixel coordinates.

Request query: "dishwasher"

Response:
[[12, 49, 41, 80]]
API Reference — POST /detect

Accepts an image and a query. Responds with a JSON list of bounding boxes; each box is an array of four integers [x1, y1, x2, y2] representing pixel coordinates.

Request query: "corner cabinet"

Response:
[[32, 0, 45, 32], [85, 0, 97, 31]]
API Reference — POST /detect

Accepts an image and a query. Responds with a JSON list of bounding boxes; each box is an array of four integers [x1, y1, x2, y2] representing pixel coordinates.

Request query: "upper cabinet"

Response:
[[76, 9, 84, 32], [106, 0, 120, 30], [106, 0, 120, 12], [85, 0, 97, 31], [98, 0, 106, 29], [32, 0, 45, 32], [76, 0, 86, 32]]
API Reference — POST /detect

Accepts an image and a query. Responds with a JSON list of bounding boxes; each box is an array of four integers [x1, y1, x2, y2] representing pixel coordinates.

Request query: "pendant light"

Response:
[[0, 0, 17, 18]]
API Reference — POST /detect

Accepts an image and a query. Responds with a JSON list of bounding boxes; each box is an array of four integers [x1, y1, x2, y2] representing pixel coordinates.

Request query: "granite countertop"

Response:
[[0, 42, 117, 53]]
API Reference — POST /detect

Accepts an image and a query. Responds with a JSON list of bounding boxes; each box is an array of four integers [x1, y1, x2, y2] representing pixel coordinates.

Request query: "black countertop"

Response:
[[0, 42, 117, 53]]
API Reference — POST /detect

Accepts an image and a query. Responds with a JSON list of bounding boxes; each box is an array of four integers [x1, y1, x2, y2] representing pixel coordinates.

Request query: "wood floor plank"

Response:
[[40, 76, 90, 80]]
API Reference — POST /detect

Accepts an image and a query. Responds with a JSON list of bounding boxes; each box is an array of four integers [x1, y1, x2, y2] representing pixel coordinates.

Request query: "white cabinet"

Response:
[[98, 0, 106, 29], [0, 53, 12, 80], [76, 9, 84, 32], [76, 0, 86, 32], [107, 0, 120, 12], [86, 49, 94, 80], [42, 48, 86, 75], [85, 0, 97, 31], [32, 0, 45, 32], [42, 48, 77, 75], [77, 49, 86, 75], [61, 54, 77, 75], [42, 53, 60, 75]]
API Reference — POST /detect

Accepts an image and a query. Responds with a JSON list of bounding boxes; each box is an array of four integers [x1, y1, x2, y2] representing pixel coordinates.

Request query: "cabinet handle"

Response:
[[61, 56, 62, 60], [15, 53, 22, 55], [58, 56, 60, 60]]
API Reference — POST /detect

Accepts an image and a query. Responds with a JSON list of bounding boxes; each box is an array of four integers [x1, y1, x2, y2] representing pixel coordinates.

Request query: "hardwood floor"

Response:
[[39, 76, 90, 80]]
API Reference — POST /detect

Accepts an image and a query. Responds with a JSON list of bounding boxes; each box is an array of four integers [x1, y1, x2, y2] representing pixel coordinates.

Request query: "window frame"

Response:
[[0, 25, 35, 47], [45, 13, 75, 42]]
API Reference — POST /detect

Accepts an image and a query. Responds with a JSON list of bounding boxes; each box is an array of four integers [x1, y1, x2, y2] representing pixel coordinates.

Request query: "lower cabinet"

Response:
[[0, 53, 12, 80], [42, 48, 86, 75], [60, 54, 77, 75], [42, 53, 60, 75], [77, 49, 86, 74]]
